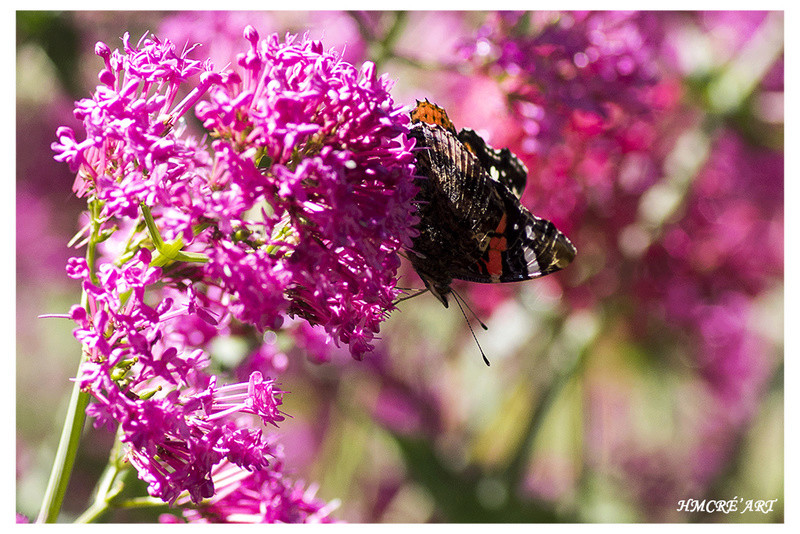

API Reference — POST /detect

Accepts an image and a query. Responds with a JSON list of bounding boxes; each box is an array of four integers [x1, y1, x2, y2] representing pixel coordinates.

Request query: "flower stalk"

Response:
[[74, 433, 128, 523], [37, 196, 106, 523], [35, 372, 91, 523]]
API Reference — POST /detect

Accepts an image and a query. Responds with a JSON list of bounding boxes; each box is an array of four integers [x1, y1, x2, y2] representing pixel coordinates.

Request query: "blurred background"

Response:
[[16, 11, 783, 522]]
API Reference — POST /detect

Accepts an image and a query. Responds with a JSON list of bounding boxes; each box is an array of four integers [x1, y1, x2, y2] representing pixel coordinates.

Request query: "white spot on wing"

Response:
[[524, 246, 540, 276], [524, 223, 541, 275]]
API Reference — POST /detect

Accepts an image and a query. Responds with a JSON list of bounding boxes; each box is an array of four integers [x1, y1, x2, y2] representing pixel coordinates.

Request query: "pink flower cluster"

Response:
[[52, 26, 419, 520], [66, 251, 285, 505], [163, 458, 338, 523], [53, 29, 418, 362], [193, 30, 419, 357], [461, 11, 661, 157]]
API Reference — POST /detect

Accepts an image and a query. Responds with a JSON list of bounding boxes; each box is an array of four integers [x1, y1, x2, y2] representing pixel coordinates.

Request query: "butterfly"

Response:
[[406, 100, 577, 307]]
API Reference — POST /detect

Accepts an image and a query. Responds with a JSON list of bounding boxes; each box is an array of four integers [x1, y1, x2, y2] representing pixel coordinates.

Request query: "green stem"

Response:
[[73, 458, 119, 523], [86, 199, 101, 284], [35, 367, 91, 523], [73, 498, 109, 524], [112, 497, 170, 510], [74, 435, 129, 523], [36, 198, 104, 523]]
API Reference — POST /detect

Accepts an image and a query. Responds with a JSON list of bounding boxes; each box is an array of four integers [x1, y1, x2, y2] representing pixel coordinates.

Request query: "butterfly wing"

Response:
[[448, 182, 577, 284], [457, 128, 528, 199], [409, 122, 575, 287], [408, 123, 497, 281]]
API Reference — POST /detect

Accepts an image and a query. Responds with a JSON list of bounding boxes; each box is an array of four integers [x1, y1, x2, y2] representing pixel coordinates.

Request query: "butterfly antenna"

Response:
[[452, 290, 490, 367], [452, 289, 489, 331], [393, 288, 429, 306]]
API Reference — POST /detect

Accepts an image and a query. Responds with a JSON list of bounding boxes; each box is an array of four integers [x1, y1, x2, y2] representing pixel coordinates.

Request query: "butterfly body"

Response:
[[407, 100, 576, 306]]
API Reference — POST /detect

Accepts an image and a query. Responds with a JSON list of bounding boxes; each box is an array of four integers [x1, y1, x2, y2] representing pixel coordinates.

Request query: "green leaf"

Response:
[[140, 203, 209, 266]]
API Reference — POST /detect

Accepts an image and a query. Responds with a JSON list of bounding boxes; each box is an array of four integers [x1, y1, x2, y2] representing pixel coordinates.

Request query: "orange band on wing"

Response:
[[482, 214, 508, 278]]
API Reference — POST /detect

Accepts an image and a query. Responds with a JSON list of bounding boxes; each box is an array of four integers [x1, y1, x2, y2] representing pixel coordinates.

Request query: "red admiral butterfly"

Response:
[[407, 100, 576, 307]]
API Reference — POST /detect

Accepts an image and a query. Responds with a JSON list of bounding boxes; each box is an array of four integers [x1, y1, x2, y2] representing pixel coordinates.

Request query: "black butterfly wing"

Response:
[[457, 128, 528, 199], [408, 123, 497, 282], [449, 182, 577, 284], [409, 123, 576, 288]]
